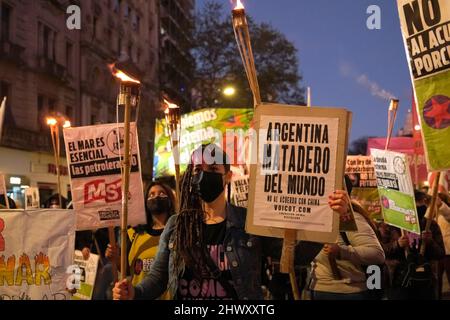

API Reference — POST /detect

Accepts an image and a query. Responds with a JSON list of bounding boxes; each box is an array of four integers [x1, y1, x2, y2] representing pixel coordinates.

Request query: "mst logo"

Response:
[[84, 179, 122, 204]]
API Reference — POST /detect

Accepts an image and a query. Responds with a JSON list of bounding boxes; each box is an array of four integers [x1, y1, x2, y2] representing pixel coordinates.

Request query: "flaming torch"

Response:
[[164, 99, 181, 214], [232, 0, 261, 107], [110, 63, 141, 281], [46, 114, 71, 208], [385, 98, 399, 151]]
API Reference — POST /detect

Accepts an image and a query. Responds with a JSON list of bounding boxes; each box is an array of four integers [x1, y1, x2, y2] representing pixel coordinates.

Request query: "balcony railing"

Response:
[[36, 56, 69, 83], [0, 39, 25, 65], [1, 125, 53, 153]]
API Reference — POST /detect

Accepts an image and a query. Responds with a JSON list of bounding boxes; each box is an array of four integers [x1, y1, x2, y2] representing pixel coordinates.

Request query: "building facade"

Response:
[[159, 0, 194, 112], [0, 0, 161, 207]]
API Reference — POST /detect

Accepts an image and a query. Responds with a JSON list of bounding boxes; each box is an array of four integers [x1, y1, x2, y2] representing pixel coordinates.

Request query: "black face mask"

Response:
[[417, 205, 427, 220], [196, 171, 225, 203], [146, 197, 170, 216]]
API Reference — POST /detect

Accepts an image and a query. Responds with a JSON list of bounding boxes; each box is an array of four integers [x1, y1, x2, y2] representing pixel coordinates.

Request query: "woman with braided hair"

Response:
[[113, 143, 350, 300]]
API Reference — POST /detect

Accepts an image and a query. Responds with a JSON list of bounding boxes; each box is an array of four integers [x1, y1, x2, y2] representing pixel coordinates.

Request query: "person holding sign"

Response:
[[99, 182, 175, 299], [381, 190, 445, 300], [112, 144, 350, 300], [309, 178, 386, 300]]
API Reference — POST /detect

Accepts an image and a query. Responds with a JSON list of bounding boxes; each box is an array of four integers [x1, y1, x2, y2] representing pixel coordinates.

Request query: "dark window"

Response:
[[66, 106, 73, 120], [132, 13, 138, 31], [48, 98, 57, 113], [43, 26, 50, 58], [93, 17, 98, 38], [113, 0, 121, 13], [40, 24, 55, 61], [66, 42, 73, 74], [1, 3, 11, 41], [37, 94, 45, 130], [107, 30, 113, 51], [0, 81, 10, 101]]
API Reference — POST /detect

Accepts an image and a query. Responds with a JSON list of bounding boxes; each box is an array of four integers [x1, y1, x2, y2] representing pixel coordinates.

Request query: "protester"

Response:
[[0, 195, 17, 209], [95, 181, 175, 300], [112, 144, 350, 300], [43, 193, 68, 209], [381, 190, 445, 300], [309, 176, 386, 300]]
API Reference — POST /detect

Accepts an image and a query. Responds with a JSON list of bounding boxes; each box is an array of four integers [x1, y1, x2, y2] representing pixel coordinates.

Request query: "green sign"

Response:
[[346, 156, 382, 221], [371, 149, 420, 234], [398, 0, 450, 171], [153, 108, 253, 178]]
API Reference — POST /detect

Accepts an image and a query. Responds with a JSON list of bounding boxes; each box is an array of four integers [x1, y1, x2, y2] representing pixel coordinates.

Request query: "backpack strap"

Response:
[[340, 232, 351, 246], [204, 252, 239, 300]]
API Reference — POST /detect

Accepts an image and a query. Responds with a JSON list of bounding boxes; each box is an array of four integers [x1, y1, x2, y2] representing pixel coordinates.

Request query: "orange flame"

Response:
[[234, 0, 244, 10], [164, 99, 180, 114], [109, 64, 140, 84]]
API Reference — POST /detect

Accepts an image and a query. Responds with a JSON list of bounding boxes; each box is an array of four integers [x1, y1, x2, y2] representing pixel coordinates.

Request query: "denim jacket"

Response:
[[134, 203, 263, 300], [134, 203, 323, 300]]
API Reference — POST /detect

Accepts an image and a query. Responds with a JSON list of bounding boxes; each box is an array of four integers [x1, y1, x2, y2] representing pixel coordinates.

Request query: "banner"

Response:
[[371, 149, 420, 234], [153, 108, 253, 177], [25, 187, 40, 210], [247, 105, 351, 243], [71, 250, 99, 300], [0, 209, 76, 300], [346, 156, 382, 220], [63, 123, 146, 230], [397, 0, 450, 171]]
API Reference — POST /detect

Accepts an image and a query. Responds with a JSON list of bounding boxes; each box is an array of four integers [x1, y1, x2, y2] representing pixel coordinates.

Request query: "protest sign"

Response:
[[154, 108, 253, 177], [63, 123, 146, 230], [371, 149, 420, 234], [367, 137, 428, 183], [71, 250, 99, 300], [25, 187, 40, 210], [231, 173, 249, 208], [0, 209, 76, 300], [346, 156, 382, 220], [397, 0, 450, 171], [246, 104, 351, 243]]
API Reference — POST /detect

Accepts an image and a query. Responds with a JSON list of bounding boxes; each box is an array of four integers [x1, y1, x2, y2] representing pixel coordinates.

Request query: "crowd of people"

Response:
[[2, 143, 449, 300]]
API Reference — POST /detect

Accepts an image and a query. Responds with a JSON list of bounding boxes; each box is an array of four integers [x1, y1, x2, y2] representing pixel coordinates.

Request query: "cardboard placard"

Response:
[[25, 187, 40, 210], [246, 104, 351, 243], [371, 149, 421, 234], [71, 250, 99, 300], [346, 156, 382, 220], [63, 123, 146, 230]]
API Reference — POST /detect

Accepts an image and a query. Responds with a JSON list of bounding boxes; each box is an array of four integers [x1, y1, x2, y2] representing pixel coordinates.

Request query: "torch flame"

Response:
[[109, 64, 140, 84], [164, 99, 180, 114], [46, 117, 57, 126], [234, 0, 244, 10]]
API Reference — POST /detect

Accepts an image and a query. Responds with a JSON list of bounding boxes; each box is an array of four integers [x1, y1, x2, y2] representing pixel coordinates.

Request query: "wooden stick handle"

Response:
[[420, 172, 441, 256], [108, 227, 118, 283], [280, 229, 301, 300], [120, 90, 132, 281], [329, 255, 342, 280]]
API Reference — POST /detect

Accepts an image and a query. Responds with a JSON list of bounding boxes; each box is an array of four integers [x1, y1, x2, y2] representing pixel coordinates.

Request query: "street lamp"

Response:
[[223, 86, 236, 97], [46, 113, 71, 208]]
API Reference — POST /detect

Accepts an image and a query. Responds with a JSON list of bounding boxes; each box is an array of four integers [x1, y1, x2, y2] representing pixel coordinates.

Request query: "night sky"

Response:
[[196, 0, 414, 142]]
